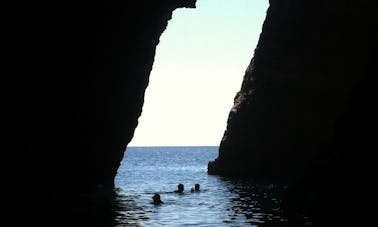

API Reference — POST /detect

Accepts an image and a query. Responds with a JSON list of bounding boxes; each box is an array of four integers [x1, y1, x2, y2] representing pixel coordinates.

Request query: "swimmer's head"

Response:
[[152, 193, 162, 204]]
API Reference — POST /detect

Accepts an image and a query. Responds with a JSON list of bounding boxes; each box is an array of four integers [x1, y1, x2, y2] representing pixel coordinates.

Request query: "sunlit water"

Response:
[[114, 146, 311, 226]]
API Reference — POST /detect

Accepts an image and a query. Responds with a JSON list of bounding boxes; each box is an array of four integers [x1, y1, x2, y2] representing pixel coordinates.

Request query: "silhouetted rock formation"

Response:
[[209, 0, 377, 225], [42, 0, 376, 226], [209, 0, 377, 178], [51, 1, 197, 225], [60, 1, 195, 195]]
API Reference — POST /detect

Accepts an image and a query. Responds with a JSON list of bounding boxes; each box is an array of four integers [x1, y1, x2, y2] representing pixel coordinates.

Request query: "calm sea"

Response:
[[113, 146, 310, 226]]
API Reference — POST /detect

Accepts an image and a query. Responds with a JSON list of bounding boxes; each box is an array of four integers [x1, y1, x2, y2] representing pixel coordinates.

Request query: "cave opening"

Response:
[[115, 0, 269, 189], [115, 0, 269, 187], [128, 0, 269, 147], [115, 0, 268, 196], [113, 0, 274, 225]]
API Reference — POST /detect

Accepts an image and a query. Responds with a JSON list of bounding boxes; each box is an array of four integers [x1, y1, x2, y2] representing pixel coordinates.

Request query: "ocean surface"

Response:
[[114, 146, 311, 226]]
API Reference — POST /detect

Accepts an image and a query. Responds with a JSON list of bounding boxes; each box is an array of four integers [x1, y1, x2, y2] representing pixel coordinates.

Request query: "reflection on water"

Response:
[[58, 146, 312, 226], [220, 177, 312, 226], [54, 187, 146, 227], [113, 189, 149, 226], [222, 177, 286, 225], [113, 177, 312, 226], [56, 179, 311, 226]]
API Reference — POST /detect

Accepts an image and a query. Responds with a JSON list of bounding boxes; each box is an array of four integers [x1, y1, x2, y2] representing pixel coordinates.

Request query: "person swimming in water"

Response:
[[191, 183, 200, 192], [174, 183, 184, 193], [152, 193, 163, 205]]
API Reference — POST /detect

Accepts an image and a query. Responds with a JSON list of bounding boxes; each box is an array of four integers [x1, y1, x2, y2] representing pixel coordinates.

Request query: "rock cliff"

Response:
[[208, 0, 377, 225], [209, 0, 378, 178], [60, 0, 195, 193]]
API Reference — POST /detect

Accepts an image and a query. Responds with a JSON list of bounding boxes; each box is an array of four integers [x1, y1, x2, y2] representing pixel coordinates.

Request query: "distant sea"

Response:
[[114, 146, 311, 226]]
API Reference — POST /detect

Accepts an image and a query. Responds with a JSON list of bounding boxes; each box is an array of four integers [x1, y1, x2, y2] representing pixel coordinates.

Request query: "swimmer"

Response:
[[152, 193, 163, 205], [191, 183, 200, 192], [174, 183, 184, 193]]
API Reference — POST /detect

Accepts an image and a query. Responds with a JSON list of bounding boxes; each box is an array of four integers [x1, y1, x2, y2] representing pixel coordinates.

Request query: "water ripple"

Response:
[[112, 147, 312, 226]]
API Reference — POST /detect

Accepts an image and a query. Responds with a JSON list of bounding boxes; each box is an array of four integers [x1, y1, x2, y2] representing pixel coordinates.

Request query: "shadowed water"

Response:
[[112, 146, 311, 226], [54, 147, 311, 226]]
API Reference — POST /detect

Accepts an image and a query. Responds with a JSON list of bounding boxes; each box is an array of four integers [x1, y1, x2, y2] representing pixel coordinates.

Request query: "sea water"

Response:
[[114, 146, 309, 226]]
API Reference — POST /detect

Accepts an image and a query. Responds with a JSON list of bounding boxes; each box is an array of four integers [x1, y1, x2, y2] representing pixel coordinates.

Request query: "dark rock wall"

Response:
[[208, 0, 377, 225], [209, 0, 377, 179], [61, 0, 196, 194]]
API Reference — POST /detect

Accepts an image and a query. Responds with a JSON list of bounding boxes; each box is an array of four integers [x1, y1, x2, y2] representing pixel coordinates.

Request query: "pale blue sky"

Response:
[[129, 0, 269, 146]]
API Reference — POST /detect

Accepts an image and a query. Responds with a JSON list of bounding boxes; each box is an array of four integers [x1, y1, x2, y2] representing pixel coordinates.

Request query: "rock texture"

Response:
[[208, 0, 377, 225]]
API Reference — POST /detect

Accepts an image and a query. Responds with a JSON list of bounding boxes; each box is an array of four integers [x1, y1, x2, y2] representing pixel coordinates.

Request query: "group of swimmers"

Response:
[[152, 183, 200, 205]]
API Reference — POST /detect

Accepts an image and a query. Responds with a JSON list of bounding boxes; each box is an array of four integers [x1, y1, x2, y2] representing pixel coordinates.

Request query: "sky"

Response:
[[128, 0, 269, 146]]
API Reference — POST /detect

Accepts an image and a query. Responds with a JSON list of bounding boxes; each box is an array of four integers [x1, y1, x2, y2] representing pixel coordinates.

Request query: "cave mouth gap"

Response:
[[114, 0, 269, 207], [126, 0, 269, 148]]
